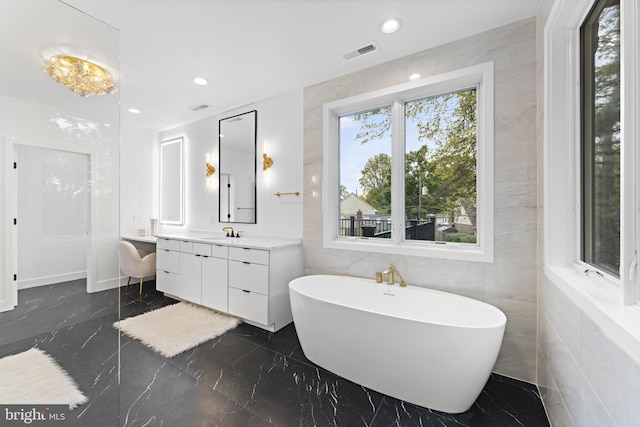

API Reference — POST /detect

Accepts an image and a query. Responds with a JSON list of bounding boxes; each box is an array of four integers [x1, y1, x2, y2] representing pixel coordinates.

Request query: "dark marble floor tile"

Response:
[[370, 374, 550, 427], [261, 322, 312, 366], [226, 322, 275, 346], [1, 280, 550, 427], [150, 384, 273, 427], [0, 314, 120, 427], [163, 333, 260, 381], [119, 339, 198, 427], [204, 346, 384, 427]]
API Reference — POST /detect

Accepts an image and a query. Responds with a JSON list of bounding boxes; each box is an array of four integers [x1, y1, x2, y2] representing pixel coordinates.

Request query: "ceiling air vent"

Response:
[[189, 104, 209, 112], [342, 42, 378, 60]]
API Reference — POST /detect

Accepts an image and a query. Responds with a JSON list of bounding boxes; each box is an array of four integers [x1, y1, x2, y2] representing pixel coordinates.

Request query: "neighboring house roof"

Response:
[[340, 194, 376, 216]]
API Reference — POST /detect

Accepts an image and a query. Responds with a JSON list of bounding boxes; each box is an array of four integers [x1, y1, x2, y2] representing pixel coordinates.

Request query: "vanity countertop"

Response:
[[155, 233, 301, 250]]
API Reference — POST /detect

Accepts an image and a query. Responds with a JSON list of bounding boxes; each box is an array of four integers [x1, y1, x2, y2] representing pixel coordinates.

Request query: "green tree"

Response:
[[354, 90, 477, 227], [339, 185, 350, 200], [359, 153, 391, 214], [586, 2, 620, 274]]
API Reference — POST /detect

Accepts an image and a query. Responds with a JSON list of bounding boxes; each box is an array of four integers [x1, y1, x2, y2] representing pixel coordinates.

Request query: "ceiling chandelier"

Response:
[[42, 55, 117, 97]]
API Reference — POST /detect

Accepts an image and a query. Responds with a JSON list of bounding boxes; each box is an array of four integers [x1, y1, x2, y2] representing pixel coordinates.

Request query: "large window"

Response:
[[581, 0, 621, 278], [545, 0, 639, 307], [324, 63, 494, 261]]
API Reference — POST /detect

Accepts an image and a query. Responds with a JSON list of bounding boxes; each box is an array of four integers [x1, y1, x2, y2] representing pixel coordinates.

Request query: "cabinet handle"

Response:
[[164, 271, 170, 274], [242, 248, 250, 250], [195, 254, 201, 257], [242, 290, 250, 293], [243, 261, 250, 265]]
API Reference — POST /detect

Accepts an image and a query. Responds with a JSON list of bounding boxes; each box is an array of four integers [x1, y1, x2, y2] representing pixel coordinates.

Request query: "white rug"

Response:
[[0, 348, 87, 409], [114, 302, 241, 358]]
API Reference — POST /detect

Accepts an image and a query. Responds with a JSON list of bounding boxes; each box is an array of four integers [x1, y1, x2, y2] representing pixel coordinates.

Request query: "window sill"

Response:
[[324, 237, 493, 262], [546, 265, 640, 365]]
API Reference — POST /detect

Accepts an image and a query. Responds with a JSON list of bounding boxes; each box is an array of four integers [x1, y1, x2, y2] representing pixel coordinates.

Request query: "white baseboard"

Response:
[[18, 271, 87, 290]]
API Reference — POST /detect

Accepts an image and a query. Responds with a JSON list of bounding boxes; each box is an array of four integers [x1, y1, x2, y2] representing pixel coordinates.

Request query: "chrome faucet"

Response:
[[383, 264, 406, 287], [222, 226, 234, 237]]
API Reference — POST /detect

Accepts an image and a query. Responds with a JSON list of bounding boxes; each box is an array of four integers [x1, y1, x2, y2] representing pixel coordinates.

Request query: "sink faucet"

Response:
[[222, 226, 234, 237], [383, 264, 406, 287]]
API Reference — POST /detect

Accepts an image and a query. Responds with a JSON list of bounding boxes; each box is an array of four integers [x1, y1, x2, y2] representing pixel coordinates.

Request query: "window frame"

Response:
[[545, 0, 640, 363], [322, 62, 494, 262]]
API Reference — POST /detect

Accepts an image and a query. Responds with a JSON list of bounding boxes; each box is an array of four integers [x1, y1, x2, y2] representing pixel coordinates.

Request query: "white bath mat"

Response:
[[114, 302, 241, 358], [0, 348, 87, 409]]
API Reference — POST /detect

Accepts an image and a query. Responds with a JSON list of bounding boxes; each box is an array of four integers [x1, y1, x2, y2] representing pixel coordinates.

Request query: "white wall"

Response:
[[16, 145, 89, 289], [119, 121, 157, 237], [156, 89, 303, 239], [304, 19, 538, 383]]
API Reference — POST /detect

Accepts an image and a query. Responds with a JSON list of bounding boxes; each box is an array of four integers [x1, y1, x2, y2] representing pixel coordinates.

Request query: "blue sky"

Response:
[[339, 109, 430, 196]]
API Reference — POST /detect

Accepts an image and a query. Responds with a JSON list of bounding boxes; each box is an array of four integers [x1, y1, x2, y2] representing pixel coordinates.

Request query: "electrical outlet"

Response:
[[133, 216, 142, 223]]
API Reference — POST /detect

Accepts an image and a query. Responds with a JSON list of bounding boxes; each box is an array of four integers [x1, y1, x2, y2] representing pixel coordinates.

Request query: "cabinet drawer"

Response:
[[210, 244, 229, 258], [228, 247, 269, 265], [179, 240, 194, 253], [156, 270, 180, 295], [228, 260, 269, 294], [156, 249, 179, 273], [228, 287, 268, 325], [193, 242, 211, 256], [157, 238, 179, 251]]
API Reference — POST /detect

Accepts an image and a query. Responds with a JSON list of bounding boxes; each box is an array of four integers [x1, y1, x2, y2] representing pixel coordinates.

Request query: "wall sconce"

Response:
[[206, 151, 215, 189], [262, 153, 273, 171], [262, 140, 273, 171]]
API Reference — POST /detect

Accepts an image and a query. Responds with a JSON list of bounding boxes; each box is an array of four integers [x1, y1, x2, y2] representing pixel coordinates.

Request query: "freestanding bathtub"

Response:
[[289, 274, 507, 413]]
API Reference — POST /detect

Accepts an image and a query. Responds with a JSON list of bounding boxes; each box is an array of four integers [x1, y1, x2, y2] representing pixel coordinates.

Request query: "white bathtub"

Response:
[[289, 274, 507, 413]]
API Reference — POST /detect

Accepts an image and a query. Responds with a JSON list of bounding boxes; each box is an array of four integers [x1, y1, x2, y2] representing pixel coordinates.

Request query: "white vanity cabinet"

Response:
[[156, 238, 181, 296], [155, 235, 302, 332], [227, 245, 301, 331], [201, 244, 228, 312]]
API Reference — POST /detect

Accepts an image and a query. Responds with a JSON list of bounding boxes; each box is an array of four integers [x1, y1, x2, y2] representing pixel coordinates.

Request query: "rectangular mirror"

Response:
[[160, 137, 184, 225], [219, 110, 257, 223]]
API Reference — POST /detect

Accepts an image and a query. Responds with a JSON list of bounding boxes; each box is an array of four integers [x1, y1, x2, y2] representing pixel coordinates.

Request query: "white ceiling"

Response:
[[4, 0, 539, 131]]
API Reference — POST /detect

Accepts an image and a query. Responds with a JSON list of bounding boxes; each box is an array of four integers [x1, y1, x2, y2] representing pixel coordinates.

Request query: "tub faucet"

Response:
[[384, 264, 406, 287]]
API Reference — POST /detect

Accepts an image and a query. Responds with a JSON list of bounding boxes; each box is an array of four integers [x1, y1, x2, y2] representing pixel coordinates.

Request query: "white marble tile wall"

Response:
[[537, 277, 640, 426], [303, 18, 538, 383]]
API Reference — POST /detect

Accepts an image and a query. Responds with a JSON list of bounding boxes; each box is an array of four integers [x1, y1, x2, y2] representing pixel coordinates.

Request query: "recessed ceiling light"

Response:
[[409, 73, 421, 81], [193, 77, 208, 86], [380, 17, 402, 34], [127, 108, 141, 114]]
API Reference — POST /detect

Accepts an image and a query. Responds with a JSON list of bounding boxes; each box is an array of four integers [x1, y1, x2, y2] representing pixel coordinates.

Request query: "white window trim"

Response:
[[545, 0, 640, 364], [322, 62, 494, 262]]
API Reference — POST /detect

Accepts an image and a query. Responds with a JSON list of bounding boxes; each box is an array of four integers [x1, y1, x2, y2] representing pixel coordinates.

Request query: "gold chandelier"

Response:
[[42, 55, 117, 97]]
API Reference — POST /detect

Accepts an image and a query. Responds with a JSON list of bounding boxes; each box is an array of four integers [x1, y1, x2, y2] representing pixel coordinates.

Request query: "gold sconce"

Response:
[[206, 151, 215, 189], [262, 153, 273, 171], [262, 140, 273, 171]]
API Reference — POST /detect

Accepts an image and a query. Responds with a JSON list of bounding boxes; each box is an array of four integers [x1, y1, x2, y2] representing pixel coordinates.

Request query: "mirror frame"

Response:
[[159, 137, 184, 225], [218, 110, 257, 224]]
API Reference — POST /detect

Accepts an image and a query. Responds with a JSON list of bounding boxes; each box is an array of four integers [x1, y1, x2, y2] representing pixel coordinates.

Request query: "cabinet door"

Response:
[[228, 287, 268, 325], [157, 249, 179, 274], [179, 253, 202, 304], [202, 256, 228, 312], [228, 261, 269, 294], [156, 270, 180, 295]]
